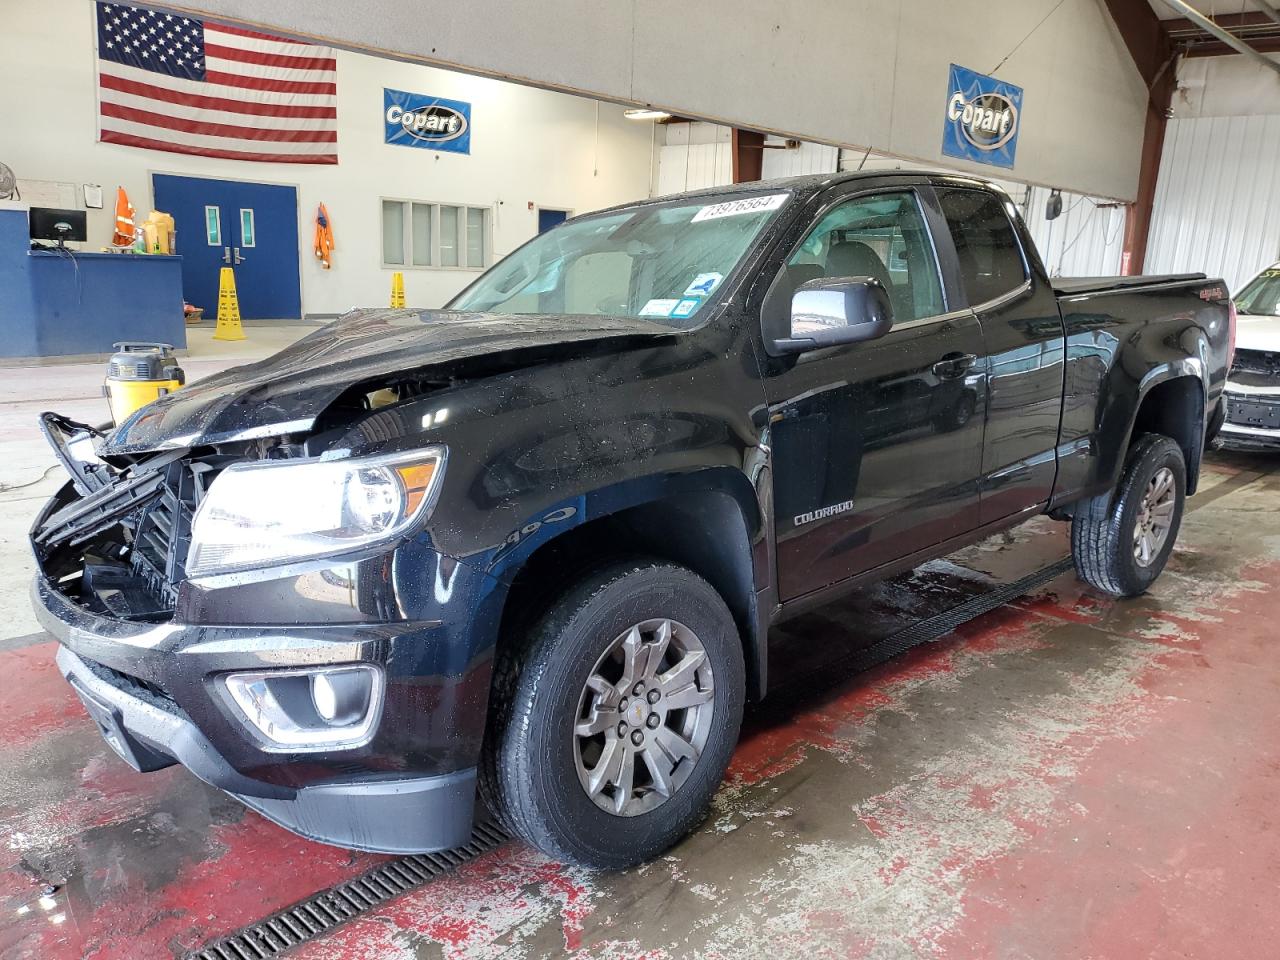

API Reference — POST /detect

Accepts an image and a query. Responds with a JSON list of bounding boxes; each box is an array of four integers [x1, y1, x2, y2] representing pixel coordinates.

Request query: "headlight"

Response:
[[187, 447, 445, 578]]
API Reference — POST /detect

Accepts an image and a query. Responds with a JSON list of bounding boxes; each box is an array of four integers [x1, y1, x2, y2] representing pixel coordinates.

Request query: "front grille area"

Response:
[[129, 467, 200, 610], [1226, 394, 1280, 431], [1232, 348, 1280, 379], [35, 456, 216, 620]]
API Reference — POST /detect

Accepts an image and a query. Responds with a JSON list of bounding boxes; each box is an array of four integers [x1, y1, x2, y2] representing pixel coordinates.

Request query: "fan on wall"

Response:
[[0, 162, 17, 200]]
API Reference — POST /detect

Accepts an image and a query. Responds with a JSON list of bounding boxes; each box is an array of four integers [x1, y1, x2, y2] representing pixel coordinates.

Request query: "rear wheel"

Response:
[[1071, 433, 1186, 597], [480, 560, 745, 868]]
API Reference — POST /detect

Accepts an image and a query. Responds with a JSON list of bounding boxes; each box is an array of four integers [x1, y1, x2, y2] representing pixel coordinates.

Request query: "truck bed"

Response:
[[1052, 273, 1207, 297]]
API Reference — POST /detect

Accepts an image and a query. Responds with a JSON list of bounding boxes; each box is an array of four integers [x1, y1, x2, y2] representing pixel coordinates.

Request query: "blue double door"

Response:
[[537, 208, 569, 233], [153, 174, 302, 320]]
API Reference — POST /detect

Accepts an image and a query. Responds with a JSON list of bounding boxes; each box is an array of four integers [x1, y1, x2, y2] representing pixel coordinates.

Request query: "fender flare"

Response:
[[1125, 353, 1209, 493], [470, 466, 770, 697]]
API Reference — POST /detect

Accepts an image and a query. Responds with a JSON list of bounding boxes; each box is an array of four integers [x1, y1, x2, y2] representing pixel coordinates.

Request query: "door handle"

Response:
[[222, 246, 231, 264], [233, 247, 246, 265], [932, 353, 977, 380]]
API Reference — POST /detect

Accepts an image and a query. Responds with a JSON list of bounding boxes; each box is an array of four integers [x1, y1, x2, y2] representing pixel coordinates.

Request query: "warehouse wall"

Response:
[[168, 0, 1150, 201], [761, 141, 841, 181], [1145, 54, 1280, 292], [0, 0, 656, 315], [654, 124, 733, 196], [1146, 115, 1280, 292]]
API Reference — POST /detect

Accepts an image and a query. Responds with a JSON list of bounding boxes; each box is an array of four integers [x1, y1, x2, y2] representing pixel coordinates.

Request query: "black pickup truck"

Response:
[[31, 171, 1232, 869]]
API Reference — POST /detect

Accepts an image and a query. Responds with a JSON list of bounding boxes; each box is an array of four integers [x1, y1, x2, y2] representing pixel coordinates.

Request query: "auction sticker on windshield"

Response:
[[691, 194, 788, 223], [684, 273, 723, 297], [640, 299, 680, 317], [671, 298, 701, 319]]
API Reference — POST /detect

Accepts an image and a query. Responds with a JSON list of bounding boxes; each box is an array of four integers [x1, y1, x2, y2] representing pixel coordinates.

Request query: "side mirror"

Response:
[[1045, 190, 1063, 221], [772, 277, 894, 354]]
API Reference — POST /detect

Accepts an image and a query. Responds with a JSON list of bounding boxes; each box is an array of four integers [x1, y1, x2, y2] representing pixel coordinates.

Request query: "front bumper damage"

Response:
[[35, 577, 477, 854], [28, 416, 487, 854]]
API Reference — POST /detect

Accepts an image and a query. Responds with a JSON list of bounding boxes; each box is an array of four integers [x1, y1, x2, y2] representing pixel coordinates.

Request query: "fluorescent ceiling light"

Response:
[[624, 108, 672, 121]]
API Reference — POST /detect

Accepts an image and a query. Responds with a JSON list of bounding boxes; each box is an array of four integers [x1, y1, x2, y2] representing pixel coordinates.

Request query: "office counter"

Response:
[[0, 206, 186, 359]]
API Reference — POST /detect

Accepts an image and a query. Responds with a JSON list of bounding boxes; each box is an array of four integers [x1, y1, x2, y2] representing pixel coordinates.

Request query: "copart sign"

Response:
[[941, 64, 1022, 169], [384, 88, 471, 155]]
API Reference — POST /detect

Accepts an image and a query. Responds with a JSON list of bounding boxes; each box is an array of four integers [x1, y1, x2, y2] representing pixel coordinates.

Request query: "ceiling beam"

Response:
[[1183, 36, 1280, 56], [1162, 11, 1278, 37], [1248, 0, 1280, 28], [1159, 0, 1280, 75]]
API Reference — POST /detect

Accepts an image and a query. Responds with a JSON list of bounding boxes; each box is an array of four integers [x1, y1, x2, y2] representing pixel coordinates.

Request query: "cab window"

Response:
[[769, 192, 946, 337], [935, 187, 1029, 306]]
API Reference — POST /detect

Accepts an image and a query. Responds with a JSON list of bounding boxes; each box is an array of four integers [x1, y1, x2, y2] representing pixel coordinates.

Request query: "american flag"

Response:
[[95, 2, 338, 164]]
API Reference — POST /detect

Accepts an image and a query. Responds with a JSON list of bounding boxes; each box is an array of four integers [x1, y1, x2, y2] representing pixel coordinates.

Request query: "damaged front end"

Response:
[[32, 412, 262, 621], [28, 405, 484, 855]]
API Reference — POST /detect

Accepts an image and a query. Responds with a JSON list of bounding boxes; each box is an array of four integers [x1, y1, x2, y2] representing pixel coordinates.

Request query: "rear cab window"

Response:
[[935, 187, 1029, 306]]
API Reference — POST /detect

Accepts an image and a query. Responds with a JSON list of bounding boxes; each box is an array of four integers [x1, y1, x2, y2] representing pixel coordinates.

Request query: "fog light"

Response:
[[221, 664, 383, 751], [311, 668, 372, 725]]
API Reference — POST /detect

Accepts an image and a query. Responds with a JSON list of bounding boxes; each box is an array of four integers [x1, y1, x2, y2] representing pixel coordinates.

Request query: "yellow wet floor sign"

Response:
[[390, 271, 405, 308], [214, 267, 246, 342]]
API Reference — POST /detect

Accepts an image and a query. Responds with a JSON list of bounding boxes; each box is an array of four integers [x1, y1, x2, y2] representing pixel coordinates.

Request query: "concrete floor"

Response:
[[2, 341, 1278, 958]]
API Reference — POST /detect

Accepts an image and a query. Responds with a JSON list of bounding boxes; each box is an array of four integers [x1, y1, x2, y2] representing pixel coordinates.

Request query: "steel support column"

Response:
[[1103, 0, 1178, 274], [731, 129, 765, 184]]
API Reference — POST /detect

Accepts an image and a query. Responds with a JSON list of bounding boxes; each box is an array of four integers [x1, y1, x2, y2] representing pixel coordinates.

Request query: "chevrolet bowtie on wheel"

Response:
[[31, 171, 1229, 867]]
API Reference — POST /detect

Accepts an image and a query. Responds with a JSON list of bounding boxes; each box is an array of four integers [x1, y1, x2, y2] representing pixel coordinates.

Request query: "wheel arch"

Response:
[[485, 470, 768, 702], [1129, 365, 1207, 494]]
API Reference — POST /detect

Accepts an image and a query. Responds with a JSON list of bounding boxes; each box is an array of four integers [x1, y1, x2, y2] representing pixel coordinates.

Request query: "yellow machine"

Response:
[[104, 342, 185, 425]]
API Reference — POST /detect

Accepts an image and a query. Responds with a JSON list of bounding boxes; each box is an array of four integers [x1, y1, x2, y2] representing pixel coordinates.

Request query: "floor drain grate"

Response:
[[188, 821, 509, 959]]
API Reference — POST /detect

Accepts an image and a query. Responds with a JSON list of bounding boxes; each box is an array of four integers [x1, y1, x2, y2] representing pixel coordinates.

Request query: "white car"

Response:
[[1219, 263, 1280, 451]]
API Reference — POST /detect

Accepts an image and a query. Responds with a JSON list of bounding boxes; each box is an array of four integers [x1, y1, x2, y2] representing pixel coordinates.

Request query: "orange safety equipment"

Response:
[[112, 187, 136, 247], [313, 203, 334, 269]]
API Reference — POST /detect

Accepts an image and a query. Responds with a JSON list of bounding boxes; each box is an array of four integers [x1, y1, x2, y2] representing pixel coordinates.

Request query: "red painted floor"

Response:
[[2, 452, 1278, 959]]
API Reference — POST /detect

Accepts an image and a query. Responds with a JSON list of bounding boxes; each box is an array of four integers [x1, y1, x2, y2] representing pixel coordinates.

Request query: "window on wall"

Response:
[[381, 199, 490, 269]]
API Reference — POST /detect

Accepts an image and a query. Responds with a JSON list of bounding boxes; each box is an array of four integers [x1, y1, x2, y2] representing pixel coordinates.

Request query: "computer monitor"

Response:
[[29, 207, 88, 247]]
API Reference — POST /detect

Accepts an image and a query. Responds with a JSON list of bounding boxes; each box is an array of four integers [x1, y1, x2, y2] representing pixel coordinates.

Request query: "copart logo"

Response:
[[386, 103, 468, 143], [794, 499, 855, 527], [947, 91, 1018, 151]]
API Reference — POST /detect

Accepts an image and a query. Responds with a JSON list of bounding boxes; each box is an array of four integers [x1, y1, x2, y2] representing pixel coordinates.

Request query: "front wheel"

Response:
[[480, 560, 745, 868], [1071, 433, 1187, 597]]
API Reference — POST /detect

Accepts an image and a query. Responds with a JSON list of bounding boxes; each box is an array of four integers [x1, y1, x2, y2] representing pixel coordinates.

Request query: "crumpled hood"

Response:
[[103, 308, 673, 454], [1236, 312, 1280, 353]]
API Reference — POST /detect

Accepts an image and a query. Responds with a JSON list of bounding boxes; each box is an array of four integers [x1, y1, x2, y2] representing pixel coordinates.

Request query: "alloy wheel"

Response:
[[573, 618, 716, 817], [1133, 466, 1176, 567]]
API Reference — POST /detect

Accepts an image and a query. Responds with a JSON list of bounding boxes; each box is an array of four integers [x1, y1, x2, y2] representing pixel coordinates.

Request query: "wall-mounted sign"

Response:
[[384, 88, 471, 155], [941, 64, 1022, 169]]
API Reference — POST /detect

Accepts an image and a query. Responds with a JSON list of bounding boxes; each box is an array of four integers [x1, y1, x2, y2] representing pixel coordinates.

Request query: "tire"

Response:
[[479, 559, 745, 869], [1071, 433, 1187, 598]]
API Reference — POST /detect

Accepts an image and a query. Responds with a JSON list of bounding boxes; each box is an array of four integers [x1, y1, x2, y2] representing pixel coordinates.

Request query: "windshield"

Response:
[[449, 193, 790, 327], [1236, 266, 1280, 318]]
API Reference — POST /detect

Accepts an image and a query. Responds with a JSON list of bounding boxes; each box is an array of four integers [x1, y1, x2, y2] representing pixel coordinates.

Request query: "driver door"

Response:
[[760, 187, 987, 601]]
